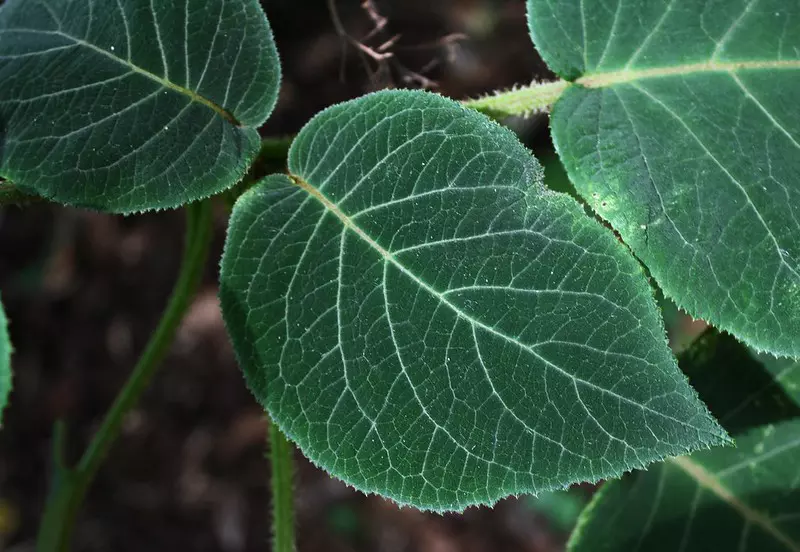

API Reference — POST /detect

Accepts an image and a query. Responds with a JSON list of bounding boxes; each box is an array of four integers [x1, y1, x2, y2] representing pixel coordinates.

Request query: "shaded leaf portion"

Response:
[[0, 297, 10, 424], [684, 333, 800, 435], [526, 488, 589, 532], [220, 89, 727, 511], [568, 335, 800, 552], [0, 0, 280, 212], [528, 0, 800, 357]]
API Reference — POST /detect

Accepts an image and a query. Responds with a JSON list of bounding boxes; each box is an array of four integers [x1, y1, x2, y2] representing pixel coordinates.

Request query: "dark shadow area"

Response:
[[681, 331, 800, 436]]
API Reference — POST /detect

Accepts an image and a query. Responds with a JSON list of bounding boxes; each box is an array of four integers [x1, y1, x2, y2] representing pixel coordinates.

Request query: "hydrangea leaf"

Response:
[[0, 296, 9, 424], [568, 335, 800, 552], [220, 89, 728, 511], [528, 0, 800, 357], [0, 0, 280, 212]]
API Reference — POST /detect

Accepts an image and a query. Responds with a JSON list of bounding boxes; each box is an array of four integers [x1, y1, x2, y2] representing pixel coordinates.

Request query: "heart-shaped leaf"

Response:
[[220, 89, 728, 511], [568, 335, 800, 552], [528, 0, 800, 357], [0, 296, 11, 424], [0, 0, 280, 212]]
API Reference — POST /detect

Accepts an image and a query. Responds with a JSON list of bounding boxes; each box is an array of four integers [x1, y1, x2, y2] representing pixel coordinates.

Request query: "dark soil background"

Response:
[[0, 1, 598, 550]]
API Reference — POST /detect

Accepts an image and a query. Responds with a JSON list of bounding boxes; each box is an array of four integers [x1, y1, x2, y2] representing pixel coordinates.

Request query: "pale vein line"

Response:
[[0, 72, 134, 106], [671, 456, 800, 552], [739, 522, 753, 552], [716, 434, 800, 478], [392, 230, 583, 256], [9, 88, 164, 145], [38, 0, 62, 30], [113, 0, 132, 62], [579, 0, 588, 70], [595, 0, 623, 69], [711, 0, 758, 61], [731, 72, 800, 152], [3, 27, 239, 125], [634, 465, 667, 552], [184, 0, 191, 86], [223, 10, 247, 106], [0, 43, 76, 59], [623, 0, 677, 70], [351, 185, 519, 219], [678, 485, 702, 552], [85, 0, 94, 40], [580, 59, 800, 88], [194, 0, 225, 92], [149, 0, 169, 79]]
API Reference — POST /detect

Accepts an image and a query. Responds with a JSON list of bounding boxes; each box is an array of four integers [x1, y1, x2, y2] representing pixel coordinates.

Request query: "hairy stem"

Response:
[[269, 418, 296, 552], [36, 200, 213, 552], [462, 80, 570, 119], [224, 136, 295, 210]]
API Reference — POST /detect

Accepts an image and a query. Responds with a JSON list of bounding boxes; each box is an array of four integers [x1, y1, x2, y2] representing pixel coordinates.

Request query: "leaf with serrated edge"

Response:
[[0, 0, 280, 212], [528, 0, 800, 357], [0, 296, 11, 425], [220, 89, 728, 511], [568, 336, 800, 552]]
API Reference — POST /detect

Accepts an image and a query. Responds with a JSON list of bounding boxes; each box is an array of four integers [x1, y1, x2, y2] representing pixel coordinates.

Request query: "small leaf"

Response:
[[0, 296, 10, 424], [568, 335, 800, 552], [220, 89, 728, 511], [0, 0, 280, 212], [528, 0, 800, 357]]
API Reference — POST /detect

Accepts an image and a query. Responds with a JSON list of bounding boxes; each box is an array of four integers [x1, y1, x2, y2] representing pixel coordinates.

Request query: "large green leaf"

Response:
[[0, 296, 10, 424], [0, 0, 280, 212], [220, 89, 728, 511], [528, 0, 800, 357], [568, 335, 800, 552]]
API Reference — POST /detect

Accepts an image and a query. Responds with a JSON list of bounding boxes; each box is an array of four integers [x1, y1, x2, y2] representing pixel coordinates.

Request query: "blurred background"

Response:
[[0, 1, 704, 550]]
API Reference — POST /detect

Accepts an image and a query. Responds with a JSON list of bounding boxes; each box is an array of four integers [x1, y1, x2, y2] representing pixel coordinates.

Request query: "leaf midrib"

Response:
[[671, 456, 800, 551], [9, 27, 241, 126], [578, 59, 800, 88]]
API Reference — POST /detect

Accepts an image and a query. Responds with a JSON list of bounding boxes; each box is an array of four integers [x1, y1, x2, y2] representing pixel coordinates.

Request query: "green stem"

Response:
[[462, 80, 571, 119], [269, 418, 296, 552], [223, 136, 295, 211], [259, 136, 294, 167], [36, 200, 214, 552]]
